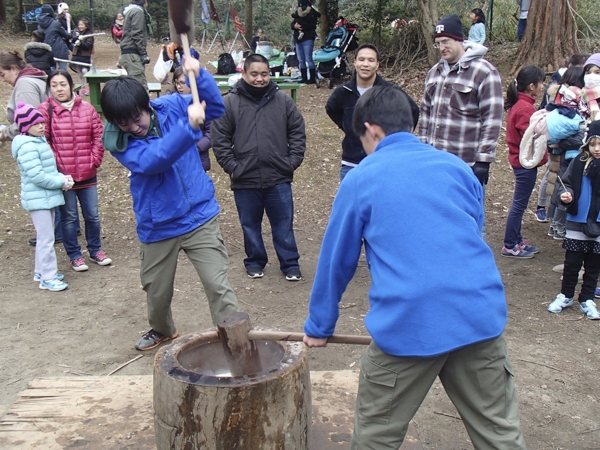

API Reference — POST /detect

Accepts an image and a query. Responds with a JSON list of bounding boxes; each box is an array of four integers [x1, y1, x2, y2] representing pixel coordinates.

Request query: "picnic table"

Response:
[[84, 70, 162, 113]]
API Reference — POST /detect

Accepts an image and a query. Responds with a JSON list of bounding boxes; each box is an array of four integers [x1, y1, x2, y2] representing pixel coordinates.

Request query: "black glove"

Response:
[[472, 162, 490, 185], [142, 54, 151, 65]]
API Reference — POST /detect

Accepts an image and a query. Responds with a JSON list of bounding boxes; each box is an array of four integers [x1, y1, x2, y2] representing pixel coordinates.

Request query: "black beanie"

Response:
[[41, 4, 55, 17], [434, 14, 464, 41]]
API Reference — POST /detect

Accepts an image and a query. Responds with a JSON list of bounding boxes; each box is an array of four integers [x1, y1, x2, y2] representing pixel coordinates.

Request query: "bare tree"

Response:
[[511, 0, 578, 73], [416, 0, 439, 67], [245, 0, 253, 47]]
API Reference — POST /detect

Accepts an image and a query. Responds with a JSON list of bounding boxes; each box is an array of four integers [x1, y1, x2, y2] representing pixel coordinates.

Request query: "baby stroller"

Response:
[[313, 17, 358, 89]]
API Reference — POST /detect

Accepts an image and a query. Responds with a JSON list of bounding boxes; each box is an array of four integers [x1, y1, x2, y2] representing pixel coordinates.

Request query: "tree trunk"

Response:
[[318, 0, 329, 43], [511, 0, 577, 74], [417, 0, 440, 67], [0, 0, 6, 24], [154, 331, 311, 450], [244, 0, 253, 49]]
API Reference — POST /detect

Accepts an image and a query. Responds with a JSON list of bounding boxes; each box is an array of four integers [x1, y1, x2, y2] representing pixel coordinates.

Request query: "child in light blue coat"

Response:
[[468, 8, 486, 45], [11, 102, 73, 291]]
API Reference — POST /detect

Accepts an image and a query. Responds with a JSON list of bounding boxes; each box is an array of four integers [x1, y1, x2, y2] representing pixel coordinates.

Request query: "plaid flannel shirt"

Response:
[[418, 57, 503, 165]]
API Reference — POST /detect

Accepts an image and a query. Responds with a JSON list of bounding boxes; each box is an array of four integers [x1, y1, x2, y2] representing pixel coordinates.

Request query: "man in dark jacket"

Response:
[[37, 4, 71, 70], [212, 54, 306, 281], [326, 43, 420, 181], [119, 0, 150, 90]]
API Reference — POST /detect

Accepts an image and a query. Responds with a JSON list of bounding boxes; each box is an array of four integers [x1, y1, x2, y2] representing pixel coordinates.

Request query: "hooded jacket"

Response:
[[11, 134, 65, 211], [326, 74, 420, 165], [37, 8, 71, 60], [211, 81, 306, 190], [24, 42, 55, 75], [291, 5, 320, 42], [419, 41, 503, 165], [38, 95, 104, 183], [120, 3, 148, 57], [101, 68, 225, 244], [2, 67, 48, 141]]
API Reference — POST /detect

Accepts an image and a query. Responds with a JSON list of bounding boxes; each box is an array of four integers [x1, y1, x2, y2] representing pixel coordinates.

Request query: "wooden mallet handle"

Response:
[[248, 330, 372, 345], [180, 34, 201, 107]]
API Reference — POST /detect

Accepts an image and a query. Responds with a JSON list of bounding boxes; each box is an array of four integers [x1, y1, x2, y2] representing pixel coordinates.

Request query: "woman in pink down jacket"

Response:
[[38, 70, 112, 272]]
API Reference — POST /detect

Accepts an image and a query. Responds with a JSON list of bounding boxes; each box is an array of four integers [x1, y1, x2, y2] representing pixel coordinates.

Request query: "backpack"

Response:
[[217, 53, 236, 75]]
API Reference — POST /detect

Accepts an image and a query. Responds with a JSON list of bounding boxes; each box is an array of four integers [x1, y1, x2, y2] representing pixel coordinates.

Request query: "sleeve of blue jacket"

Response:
[[304, 172, 364, 338], [115, 68, 225, 175]]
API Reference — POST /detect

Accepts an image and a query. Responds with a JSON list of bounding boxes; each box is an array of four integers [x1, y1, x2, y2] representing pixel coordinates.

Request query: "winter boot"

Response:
[[300, 68, 308, 84], [309, 68, 319, 88]]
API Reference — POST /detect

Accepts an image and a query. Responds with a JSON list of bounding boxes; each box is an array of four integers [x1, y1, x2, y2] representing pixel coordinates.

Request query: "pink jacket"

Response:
[[38, 96, 104, 182]]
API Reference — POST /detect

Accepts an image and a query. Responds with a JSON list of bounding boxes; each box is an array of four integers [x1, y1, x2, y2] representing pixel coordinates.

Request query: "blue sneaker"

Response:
[[547, 293, 574, 313], [34, 273, 64, 282], [519, 240, 539, 254], [595, 287, 600, 298], [580, 300, 600, 319], [501, 245, 534, 258], [535, 207, 549, 222], [39, 278, 68, 292]]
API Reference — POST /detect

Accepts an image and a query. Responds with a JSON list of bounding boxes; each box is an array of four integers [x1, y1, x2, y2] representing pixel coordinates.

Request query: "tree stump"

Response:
[[153, 330, 311, 450]]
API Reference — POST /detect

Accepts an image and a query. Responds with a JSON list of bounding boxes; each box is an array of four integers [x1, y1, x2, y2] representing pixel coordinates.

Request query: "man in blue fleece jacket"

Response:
[[303, 85, 526, 449], [101, 57, 239, 351]]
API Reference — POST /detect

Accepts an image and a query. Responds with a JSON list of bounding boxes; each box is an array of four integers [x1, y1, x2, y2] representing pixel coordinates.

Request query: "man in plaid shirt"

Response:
[[419, 14, 503, 188]]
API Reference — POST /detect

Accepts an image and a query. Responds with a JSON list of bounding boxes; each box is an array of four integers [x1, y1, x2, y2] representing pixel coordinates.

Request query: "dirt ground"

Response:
[[0, 33, 599, 449]]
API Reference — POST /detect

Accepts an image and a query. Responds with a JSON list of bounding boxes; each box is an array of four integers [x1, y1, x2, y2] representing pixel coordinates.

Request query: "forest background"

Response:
[[1, 0, 599, 74]]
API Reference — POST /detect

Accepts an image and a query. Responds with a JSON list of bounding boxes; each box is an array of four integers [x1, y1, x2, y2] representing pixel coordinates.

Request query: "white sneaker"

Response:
[[39, 278, 68, 291], [580, 300, 600, 320], [547, 293, 574, 313]]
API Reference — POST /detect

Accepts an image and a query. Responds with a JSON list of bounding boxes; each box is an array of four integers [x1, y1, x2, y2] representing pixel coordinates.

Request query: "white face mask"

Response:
[[584, 73, 600, 89]]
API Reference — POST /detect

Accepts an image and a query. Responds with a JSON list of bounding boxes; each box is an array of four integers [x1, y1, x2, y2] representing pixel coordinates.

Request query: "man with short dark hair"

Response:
[[119, 0, 150, 90], [419, 14, 503, 188], [212, 54, 305, 281], [100, 57, 239, 351], [303, 85, 527, 449], [326, 43, 419, 181]]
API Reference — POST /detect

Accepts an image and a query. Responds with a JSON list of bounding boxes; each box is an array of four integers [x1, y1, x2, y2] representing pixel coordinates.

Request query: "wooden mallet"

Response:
[[217, 312, 372, 377], [167, 0, 200, 106]]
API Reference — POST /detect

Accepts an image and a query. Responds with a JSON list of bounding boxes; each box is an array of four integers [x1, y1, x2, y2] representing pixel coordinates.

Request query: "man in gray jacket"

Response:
[[212, 54, 306, 281], [119, 0, 150, 89]]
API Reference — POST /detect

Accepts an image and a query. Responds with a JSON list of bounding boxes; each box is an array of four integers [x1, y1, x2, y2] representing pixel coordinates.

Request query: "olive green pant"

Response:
[[139, 216, 239, 337], [352, 334, 527, 450], [118, 53, 147, 91]]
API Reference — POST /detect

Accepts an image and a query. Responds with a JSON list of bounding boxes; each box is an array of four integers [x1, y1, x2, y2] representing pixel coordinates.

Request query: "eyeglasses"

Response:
[[174, 81, 187, 87], [433, 39, 452, 49]]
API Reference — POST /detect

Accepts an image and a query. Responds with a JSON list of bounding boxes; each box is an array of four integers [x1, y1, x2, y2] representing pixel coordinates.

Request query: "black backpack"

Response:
[[217, 53, 236, 75]]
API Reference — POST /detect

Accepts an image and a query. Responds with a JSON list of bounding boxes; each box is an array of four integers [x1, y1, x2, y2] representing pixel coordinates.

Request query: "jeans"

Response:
[[504, 167, 538, 249], [518, 19, 527, 41], [537, 163, 549, 208], [295, 39, 315, 70], [60, 186, 102, 260], [57, 60, 68, 71], [340, 164, 355, 182], [233, 183, 300, 273]]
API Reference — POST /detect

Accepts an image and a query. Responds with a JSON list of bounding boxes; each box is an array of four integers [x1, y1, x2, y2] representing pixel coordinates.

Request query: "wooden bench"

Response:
[[217, 83, 301, 103]]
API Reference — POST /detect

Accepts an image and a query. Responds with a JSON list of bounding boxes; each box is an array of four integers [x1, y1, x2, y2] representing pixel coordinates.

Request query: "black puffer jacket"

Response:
[[24, 42, 55, 75], [325, 74, 420, 165], [37, 9, 71, 60], [291, 6, 320, 42], [212, 81, 306, 190]]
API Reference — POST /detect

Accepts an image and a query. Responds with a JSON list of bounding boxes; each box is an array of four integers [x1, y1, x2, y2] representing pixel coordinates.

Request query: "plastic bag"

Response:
[[153, 48, 173, 82], [231, 50, 243, 66]]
